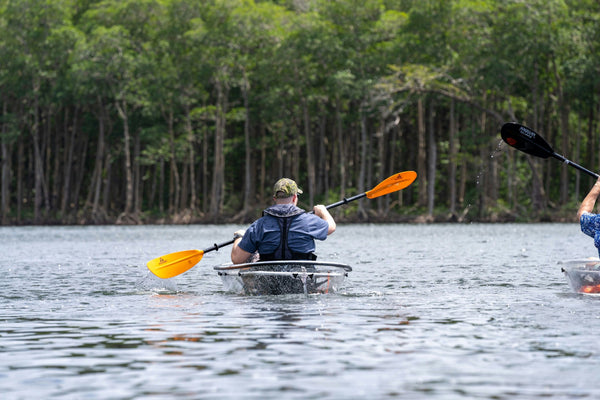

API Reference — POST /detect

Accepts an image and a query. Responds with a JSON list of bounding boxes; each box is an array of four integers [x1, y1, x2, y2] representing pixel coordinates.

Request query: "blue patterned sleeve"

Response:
[[580, 212, 600, 238]]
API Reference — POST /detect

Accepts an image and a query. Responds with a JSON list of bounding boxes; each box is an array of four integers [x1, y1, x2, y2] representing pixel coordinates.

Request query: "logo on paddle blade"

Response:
[[518, 126, 536, 139], [159, 257, 167, 264]]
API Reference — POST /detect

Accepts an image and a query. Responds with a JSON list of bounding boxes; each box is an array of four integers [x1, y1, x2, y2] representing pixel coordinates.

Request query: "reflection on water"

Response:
[[1, 224, 600, 399]]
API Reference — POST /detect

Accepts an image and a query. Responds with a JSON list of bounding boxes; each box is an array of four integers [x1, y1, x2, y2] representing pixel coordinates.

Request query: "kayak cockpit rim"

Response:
[[214, 260, 352, 272]]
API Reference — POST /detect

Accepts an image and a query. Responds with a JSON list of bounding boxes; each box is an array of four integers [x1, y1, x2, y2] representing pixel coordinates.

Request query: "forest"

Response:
[[1, 0, 599, 225]]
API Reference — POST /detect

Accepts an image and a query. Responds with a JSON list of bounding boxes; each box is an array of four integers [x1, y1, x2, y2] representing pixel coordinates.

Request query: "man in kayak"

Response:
[[230, 178, 336, 264], [578, 177, 600, 256]]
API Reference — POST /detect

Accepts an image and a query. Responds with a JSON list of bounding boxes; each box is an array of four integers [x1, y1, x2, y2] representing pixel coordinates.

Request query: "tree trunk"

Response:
[[51, 108, 63, 212], [292, 119, 300, 185], [1, 101, 11, 224], [575, 116, 582, 202], [303, 97, 315, 206], [43, 108, 52, 211], [417, 97, 427, 208], [134, 129, 141, 214], [241, 71, 252, 216], [202, 120, 208, 214], [185, 104, 197, 212], [528, 157, 547, 214], [17, 134, 24, 222], [488, 142, 499, 207], [508, 150, 516, 210], [31, 81, 49, 223], [336, 98, 346, 201], [448, 99, 457, 215], [391, 122, 402, 208], [259, 124, 266, 202], [357, 110, 368, 219], [165, 108, 179, 216], [115, 100, 134, 220], [210, 76, 228, 219], [91, 100, 107, 220], [102, 151, 111, 215], [477, 111, 487, 219], [427, 99, 437, 217], [376, 115, 386, 216], [179, 157, 189, 213], [546, 57, 568, 205], [159, 158, 165, 214], [72, 129, 89, 215], [0, 137, 10, 224], [61, 108, 78, 216], [318, 114, 328, 197]]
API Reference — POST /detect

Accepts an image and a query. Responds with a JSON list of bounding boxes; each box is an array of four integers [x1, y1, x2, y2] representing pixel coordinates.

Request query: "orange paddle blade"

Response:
[[366, 170, 417, 199], [147, 249, 204, 279]]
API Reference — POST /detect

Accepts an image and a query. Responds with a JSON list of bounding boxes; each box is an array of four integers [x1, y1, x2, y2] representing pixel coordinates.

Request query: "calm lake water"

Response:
[[1, 223, 599, 399]]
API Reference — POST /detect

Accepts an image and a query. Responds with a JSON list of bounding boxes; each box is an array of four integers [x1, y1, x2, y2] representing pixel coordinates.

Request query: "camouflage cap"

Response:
[[273, 178, 303, 198]]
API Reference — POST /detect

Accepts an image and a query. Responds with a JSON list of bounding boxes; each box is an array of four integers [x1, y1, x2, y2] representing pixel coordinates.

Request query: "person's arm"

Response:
[[578, 177, 600, 219], [231, 230, 252, 264], [313, 205, 336, 235]]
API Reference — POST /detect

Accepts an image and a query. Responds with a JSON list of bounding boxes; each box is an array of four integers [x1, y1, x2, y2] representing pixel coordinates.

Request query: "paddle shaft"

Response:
[[203, 238, 236, 254], [550, 153, 599, 179], [324, 192, 366, 210], [189, 196, 363, 265], [315, 170, 416, 212], [202, 194, 364, 260], [191, 183, 395, 253], [204, 196, 364, 253]]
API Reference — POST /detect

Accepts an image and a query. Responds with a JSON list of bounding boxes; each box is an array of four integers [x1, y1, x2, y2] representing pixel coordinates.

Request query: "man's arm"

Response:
[[313, 205, 336, 235], [578, 177, 600, 219], [231, 230, 252, 264]]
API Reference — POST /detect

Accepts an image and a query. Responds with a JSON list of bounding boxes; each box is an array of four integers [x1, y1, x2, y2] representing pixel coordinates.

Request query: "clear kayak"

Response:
[[560, 258, 600, 294], [214, 260, 352, 296]]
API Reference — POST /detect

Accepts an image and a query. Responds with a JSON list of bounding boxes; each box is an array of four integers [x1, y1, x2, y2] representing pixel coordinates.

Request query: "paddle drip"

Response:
[[136, 270, 179, 294], [300, 266, 308, 296]]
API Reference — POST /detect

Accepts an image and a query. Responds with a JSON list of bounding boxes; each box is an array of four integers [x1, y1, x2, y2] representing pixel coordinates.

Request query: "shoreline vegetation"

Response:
[[3, 204, 578, 226], [1, 1, 599, 227]]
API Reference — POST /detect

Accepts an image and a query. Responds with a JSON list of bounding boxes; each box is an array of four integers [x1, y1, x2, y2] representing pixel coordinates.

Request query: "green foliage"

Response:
[[1, 0, 600, 224]]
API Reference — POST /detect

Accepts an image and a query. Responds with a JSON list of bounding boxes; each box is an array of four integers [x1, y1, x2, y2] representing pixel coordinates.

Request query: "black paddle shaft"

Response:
[[305, 192, 368, 215], [501, 122, 599, 179], [550, 153, 599, 179], [203, 238, 236, 253], [325, 192, 367, 210]]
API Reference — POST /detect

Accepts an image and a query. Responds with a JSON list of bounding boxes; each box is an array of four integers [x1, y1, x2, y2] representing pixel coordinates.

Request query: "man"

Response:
[[231, 178, 336, 264], [578, 177, 600, 256]]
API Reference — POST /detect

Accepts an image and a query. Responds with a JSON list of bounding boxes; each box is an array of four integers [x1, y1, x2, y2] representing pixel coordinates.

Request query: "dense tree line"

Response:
[[1, 0, 599, 225]]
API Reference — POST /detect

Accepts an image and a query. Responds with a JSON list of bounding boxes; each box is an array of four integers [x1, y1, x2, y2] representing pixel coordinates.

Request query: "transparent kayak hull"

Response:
[[214, 260, 351, 296], [560, 259, 600, 294]]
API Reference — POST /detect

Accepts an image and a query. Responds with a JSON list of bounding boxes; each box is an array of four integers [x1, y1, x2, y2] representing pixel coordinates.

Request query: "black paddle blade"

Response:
[[500, 122, 554, 159]]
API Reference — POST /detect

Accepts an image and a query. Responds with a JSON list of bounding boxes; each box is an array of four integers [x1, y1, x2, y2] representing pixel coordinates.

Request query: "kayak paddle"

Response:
[[147, 240, 235, 279], [323, 170, 417, 210], [147, 170, 417, 279], [500, 122, 599, 178]]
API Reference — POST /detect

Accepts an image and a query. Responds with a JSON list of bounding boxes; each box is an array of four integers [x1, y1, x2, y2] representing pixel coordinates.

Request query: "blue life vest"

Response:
[[259, 206, 317, 261]]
